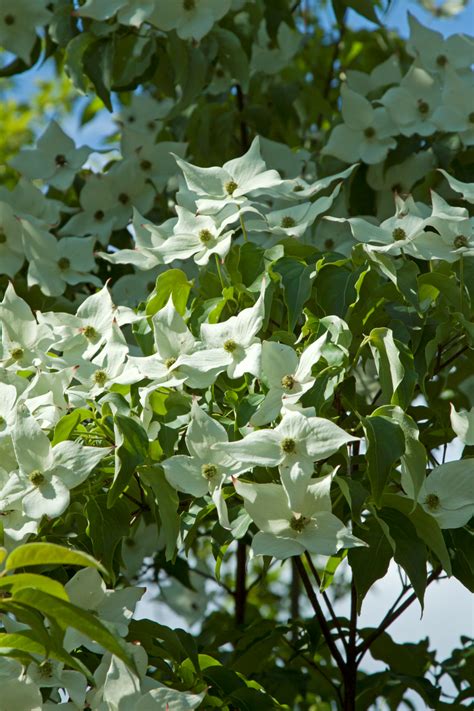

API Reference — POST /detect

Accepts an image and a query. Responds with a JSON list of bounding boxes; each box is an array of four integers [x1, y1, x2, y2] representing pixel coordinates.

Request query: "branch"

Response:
[[356, 567, 442, 662], [282, 636, 343, 705], [294, 556, 346, 674], [235, 540, 247, 625], [235, 84, 249, 152], [317, 10, 347, 128], [305, 553, 348, 652]]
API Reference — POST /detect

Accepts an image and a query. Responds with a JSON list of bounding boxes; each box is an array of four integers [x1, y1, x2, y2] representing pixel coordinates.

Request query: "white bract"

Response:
[[419, 460, 474, 528], [450, 404, 474, 446], [162, 402, 249, 528], [234, 475, 364, 559], [381, 65, 441, 137]]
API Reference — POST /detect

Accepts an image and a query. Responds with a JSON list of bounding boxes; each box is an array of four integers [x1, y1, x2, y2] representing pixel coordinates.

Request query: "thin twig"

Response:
[[305, 553, 348, 652], [282, 636, 343, 705]]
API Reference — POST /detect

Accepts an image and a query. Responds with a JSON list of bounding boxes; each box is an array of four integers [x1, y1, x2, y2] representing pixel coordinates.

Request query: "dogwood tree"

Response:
[[0, 1, 473, 709]]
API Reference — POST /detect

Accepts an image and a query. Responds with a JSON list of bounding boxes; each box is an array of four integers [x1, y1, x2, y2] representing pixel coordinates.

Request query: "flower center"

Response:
[[223, 339, 237, 353], [225, 180, 238, 195], [29, 470, 45, 487], [0, 416, 5, 428], [201, 463, 218, 480], [281, 374, 296, 391], [93, 369, 108, 386], [199, 229, 213, 244], [436, 54, 447, 67], [147, 121, 156, 131], [281, 437, 296, 454], [293, 184, 304, 192], [289, 515, 310, 532], [0, 229, 6, 244], [55, 154, 67, 167], [38, 660, 54, 679], [58, 257, 70, 271], [392, 227, 406, 241], [3, 14, 15, 25], [281, 216, 296, 228], [183, 0, 196, 9], [364, 126, 376, 139], [417, 100, 430, 115], [165, 357, 176, 369], [94, 209, 105, 221], [10, 347, 24, 361], [424, 493, 440, 511], [454, 235, 468, 249], [118, 192, 130, 205], [324, 238, 334, 250], [82, 325, 98, 340]]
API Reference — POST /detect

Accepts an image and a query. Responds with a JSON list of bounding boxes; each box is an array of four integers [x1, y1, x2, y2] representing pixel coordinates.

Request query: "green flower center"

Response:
[[199, 229, 213, 244], [281, 437, 296, 454], [424, 493, 440, 511], [392, 227, 406, 241], [454, 235, 468, 249], [364, 126, 376, 139], [281, 374, 296, 391], [289, 515, 310, 532], [94, 209, 105, 221], [293, 185, 304, 192], [3, 15, 15, 25], [124, 537, 135, 547], [93, 369, 108, 386], [83, 325, 98, 340], [436, 54, 447, 67], [118, 192, 130, 205], [165, 357, 176, 369], [223, 339, 237, 353], [201, 463, 218, 480], [140, 159, 152, 171], [225, 180, 238, 195], [38, 660, 54, 678], [29, 470, 45, 487], [10, 347, 24, 361], [324, 238, 334, 250], [417, 100, 430, 115], [0, 229, 6, 244], [0, 416, 5, 428], [58, 257, 70, 271], [55, 154, 67, 167], [183, 0, 196, 9], [281, 216, 296, 229]]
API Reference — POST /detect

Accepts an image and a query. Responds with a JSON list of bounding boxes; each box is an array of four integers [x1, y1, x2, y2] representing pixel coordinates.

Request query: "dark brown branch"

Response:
[[294, 556, 346, 674], [436, 345, 469, 373], [305, 553, 348, 652], [356, 567, 442, 662], [235, 84, 249, 152]]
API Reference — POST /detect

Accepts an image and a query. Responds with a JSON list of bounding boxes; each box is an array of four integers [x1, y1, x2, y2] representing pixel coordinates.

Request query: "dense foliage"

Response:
[[0, 1, 473, 709]]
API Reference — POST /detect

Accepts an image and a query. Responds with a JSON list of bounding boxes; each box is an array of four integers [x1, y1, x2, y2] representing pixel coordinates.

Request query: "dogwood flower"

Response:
[[419, 460, 474, 528], [346, 55, 402, 96], [438, 170, 474, 203], [0, 0, 52, 63], [175, 137, 282, 213], [251, 22, 301, 76], [250, 334, 327, 426], [234, 475, 364, 559], [148, 0, 232, 41], [162, 402, 249, 528], [433, 69, 474, 146], [0, 201, 25, 278], [0, 283, 53, 369], [381, 65, 441, 137], [7, 408, 110, 520], [10, 121, 92, 191], [322, 85, 397, 164], [220, 410, 358, 510], [407, 14, 474, 74]]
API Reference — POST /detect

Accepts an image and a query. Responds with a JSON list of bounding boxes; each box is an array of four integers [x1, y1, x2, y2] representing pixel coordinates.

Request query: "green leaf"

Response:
[[379, 508, 427, 605], [83, 39, 113, 111], [368, 328, 416, 408], [381, 494, 452, 575], [363, 415, 405, 505], [12, 589, 135, 669], [5, 543, 107, 576], [86, 494, 130, 577], [214, 28, 249, 91], [139, 465, 179, 561], [0, 632, 92, 678], [349, 517, 393, 611], [51, 410, 81, 445], [273, 257, 314, 331], [0, 573, 67, 600], [146, 269, 192, 317], [107, 414, 149, 508], [361, 630, 431, 676]]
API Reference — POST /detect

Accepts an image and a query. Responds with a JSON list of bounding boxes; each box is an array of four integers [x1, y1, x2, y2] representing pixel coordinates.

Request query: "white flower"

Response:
[[0, 0, 51, 63], [432, 69, 474, 146], [147, 0, 232, 41], [407, 14, 474, 74], [322, 85, 397, 164], [219, 410, 358, 510], [450, 404, 474, 446], [0, 283, 53, 369], [438, 170, 474, 204], [419, 460, 474, 528], [381, 65, 441, 137], [250, 334, 327, 426], [234, 475, 364, 559], [0, 201, 25, 278], [162, 402, 249, 528]]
